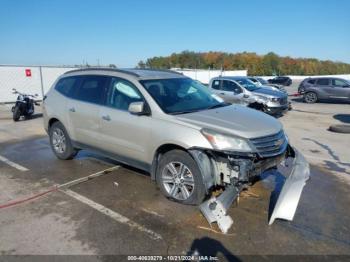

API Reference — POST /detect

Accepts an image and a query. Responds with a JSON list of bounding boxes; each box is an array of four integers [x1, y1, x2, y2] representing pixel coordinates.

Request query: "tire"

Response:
[[329, 124, 350, 134], [304, 92, 318, 103], [156, 150, 206, 205], [49, 121, 77, 160], [12, 107, 21, 122]]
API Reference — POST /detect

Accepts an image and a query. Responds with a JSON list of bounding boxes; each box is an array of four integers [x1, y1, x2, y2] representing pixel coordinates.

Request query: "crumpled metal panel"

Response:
[[199, 186, 240, 234], [269, 149, 310, 224]]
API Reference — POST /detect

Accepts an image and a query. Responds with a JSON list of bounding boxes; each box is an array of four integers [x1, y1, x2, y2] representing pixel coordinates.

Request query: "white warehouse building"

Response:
[[0, 65, 247, 103], [0, 65, 78, 103]]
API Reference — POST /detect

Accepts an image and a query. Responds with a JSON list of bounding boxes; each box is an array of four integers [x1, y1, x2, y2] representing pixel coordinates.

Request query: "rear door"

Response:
[[99, 77, 152, 165], [330, 79, 350, 100], [66, 75, 109, 148], [315, 78, 332, 99]]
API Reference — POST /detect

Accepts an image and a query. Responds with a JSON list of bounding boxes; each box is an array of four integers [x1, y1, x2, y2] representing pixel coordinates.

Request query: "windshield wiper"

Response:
[[169, 103, 229, 115], [169, 109, 202, 115]]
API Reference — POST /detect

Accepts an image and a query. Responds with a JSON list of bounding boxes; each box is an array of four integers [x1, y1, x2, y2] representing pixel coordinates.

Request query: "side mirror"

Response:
[[342, 84, 350, 88], [128, 101, 150, 116], [243, 94, 250, 98], [234, 88, 242, 94]]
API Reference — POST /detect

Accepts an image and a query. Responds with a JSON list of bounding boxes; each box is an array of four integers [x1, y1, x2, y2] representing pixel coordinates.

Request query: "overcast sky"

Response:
[[1, 0, 349, 67]]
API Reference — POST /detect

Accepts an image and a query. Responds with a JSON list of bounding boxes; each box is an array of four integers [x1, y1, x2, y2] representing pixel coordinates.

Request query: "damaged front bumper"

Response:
[[268, 149, 310, 224], [194, 146, 310, 233]]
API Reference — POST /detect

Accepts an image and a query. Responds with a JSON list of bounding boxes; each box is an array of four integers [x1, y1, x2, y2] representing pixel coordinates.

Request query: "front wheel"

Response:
[[13, 106, 21, 121], [304, 92, 318, 103], [156, 150, 206, 205], [49, 121, 77, 160]]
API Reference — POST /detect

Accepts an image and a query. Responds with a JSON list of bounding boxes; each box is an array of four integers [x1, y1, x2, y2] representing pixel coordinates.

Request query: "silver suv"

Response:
[[298, 77, 350, 103], [43, 68, 309, 233]]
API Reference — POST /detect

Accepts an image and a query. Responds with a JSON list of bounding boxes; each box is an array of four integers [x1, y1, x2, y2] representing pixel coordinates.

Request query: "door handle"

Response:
[[69, 107, 75, 112], [102, 115, 111, 121]]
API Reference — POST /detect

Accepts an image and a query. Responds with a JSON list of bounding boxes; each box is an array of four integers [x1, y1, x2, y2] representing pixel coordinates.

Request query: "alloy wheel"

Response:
[[305, 92, 317, 103], [161, 162, 195, 201], [52, 128, 66, 154]]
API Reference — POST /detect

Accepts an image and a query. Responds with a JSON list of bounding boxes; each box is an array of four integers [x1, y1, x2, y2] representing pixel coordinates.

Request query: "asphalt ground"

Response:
[[0, 85, 349, 261]]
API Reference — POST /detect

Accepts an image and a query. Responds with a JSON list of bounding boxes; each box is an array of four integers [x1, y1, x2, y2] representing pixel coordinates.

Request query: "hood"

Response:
[[260, 85, 278, 91], [253, 87, 286, 98], [260, 85, 287, 94], [176, 105, 282, 139]]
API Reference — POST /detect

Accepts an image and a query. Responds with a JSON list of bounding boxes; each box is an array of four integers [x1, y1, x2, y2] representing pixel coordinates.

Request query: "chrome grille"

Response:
[[250, 130, 287, 157]]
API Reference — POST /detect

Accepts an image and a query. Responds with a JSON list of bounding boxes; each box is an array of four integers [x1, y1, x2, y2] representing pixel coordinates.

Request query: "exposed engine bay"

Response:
[[190, 145, 310, 233]]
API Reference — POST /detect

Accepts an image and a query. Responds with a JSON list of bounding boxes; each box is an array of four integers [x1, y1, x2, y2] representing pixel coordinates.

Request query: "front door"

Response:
[[221, 80, 244, 104], [99, 77, 152, 165], [330, 79, 350, 100]]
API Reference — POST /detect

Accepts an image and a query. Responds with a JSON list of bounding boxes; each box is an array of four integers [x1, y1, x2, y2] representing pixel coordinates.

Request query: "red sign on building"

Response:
[[25, 69, 32, 77]]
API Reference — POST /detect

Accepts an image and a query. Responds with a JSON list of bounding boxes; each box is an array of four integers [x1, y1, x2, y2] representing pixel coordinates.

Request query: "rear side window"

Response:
[[316, 78, 330, 86], [307, 79, 316, 84], [74, 75, 109, 104], [55, 77, 79, 97]]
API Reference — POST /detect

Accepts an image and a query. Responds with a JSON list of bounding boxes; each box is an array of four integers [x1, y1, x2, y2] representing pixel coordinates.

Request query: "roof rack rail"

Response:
[[140, 68, 184, 75], [64, 67, 140, 77]]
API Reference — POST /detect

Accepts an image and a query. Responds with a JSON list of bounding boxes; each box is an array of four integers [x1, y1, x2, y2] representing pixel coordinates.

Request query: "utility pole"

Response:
[[39, 66, 44, 98]]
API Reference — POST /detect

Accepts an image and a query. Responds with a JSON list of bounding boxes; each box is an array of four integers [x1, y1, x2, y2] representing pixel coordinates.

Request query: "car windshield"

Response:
[[235, 78, 259, 91], [249, 78, 258, 83], [140, 78, 228, 114], [257, 78, 268, 84]]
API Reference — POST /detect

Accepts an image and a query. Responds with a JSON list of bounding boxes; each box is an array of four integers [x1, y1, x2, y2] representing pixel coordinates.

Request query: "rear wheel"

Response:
[[12, 106, 21, 121], [49, 121, 77, 160], [304, 92, 318, 103], [156, 150, 206, 205]]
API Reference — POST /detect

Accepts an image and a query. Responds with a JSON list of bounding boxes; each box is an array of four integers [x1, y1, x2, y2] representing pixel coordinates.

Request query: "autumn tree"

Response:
[[138, 51, 350, 75]]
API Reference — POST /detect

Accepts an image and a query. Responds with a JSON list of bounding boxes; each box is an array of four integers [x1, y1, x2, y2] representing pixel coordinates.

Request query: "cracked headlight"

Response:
[[201, 129, 253, 152]]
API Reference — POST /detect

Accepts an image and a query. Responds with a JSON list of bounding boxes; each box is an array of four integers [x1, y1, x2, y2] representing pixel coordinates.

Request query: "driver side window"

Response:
[[107, 78, 143, 111], [222, 80, 242, 94]]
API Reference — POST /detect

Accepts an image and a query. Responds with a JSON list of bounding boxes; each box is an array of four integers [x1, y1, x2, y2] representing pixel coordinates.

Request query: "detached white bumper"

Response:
[[269, 149, 310, 224]]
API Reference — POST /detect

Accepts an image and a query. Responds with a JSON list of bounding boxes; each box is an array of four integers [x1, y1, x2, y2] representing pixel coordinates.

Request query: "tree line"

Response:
[[137, 51, 350, 76]]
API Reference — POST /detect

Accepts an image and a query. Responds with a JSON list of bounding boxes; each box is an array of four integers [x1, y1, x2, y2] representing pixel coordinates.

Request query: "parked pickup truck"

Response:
[[209, 76, 289, 115]]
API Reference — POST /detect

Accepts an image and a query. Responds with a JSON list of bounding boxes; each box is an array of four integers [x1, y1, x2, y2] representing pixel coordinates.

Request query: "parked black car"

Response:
[[298, 77, 350, 103], [268, 76, 292, 86]]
